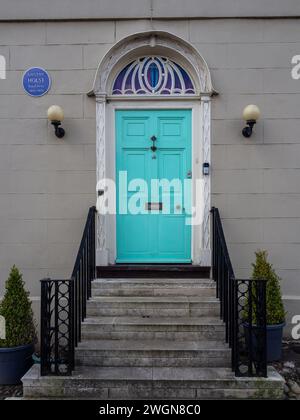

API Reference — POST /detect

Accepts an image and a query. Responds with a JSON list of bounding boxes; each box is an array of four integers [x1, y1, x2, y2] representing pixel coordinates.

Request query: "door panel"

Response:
[[158, 215, 187, 255], [116, 109, 192, 263]]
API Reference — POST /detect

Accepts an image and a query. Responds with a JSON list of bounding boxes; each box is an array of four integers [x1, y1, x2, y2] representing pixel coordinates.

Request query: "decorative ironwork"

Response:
[[40, 280, 74, 376], [40, 206, 96, 376], [211, 207, 267, 377], [112, 56, 195, 95], [234, 279, 267, 377]]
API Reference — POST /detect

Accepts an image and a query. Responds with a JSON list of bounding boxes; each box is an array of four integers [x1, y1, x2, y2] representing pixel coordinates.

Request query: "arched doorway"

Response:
[[89, 31, 215, 266]]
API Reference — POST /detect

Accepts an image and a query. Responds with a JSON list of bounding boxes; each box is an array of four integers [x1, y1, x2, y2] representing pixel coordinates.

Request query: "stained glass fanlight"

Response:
[[112, 56, 195, 95]]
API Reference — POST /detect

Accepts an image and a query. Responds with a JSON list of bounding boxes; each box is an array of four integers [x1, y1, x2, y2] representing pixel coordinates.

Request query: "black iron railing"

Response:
[[40, 206, 96, 376], [211, 207, 267, 377]]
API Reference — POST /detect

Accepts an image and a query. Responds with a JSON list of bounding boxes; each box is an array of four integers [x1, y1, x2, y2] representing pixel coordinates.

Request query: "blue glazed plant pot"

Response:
[[0, 344, 34, 385], [244, 322, 285, 362], [265, 323, 285, 362]]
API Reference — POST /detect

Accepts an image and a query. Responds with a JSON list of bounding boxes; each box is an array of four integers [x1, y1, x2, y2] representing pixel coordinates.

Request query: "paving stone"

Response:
[[288, 380, 300, 395]]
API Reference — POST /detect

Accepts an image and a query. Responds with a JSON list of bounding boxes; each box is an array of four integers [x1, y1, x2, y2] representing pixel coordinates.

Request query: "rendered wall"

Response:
[[0, 18, 299, 334], [1, 0, 300, 20]]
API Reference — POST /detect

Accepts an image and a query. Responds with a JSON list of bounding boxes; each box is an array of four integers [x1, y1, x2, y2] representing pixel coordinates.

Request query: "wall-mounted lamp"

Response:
[[242, 104, 261, 138], [47, 105, 65, 138]]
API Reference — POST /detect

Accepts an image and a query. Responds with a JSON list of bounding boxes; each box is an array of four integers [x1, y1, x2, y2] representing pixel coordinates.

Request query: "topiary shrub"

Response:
[[0, 266, 36, 348], [251, 250, 286, 325]]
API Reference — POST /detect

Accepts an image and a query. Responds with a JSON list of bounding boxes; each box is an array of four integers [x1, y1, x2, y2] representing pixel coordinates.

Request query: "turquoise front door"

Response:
[[116, 109, 192, 263]]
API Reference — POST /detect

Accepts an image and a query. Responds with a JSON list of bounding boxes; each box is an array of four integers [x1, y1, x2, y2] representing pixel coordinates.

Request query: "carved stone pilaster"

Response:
[[201, 96, 211, 265], [96, 95, 107, 262]]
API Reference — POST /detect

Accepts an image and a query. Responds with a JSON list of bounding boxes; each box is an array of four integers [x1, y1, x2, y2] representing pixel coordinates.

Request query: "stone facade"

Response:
[[0, 10, 299, 334]]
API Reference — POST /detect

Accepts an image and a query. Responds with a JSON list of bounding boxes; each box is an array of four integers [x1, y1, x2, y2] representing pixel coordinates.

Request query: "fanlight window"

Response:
[[112, 56, 195, 95]]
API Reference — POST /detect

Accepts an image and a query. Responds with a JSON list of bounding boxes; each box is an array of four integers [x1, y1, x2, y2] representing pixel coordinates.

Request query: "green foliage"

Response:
[[251, 250, 286, 325], [0, 266, 36, 348]]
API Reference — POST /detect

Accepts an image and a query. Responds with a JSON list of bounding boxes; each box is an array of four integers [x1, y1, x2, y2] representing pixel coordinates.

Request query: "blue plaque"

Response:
[[22, 67, 51, 97]]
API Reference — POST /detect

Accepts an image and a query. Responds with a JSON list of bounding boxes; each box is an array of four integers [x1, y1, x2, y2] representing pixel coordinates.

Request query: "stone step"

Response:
[[92, 278, 216, 297], [86, 296, 220, 317], [23, 365, 284, 400], [97, 265, 211, 279], [75, 339, 231, 367], [81, 316, 226, 341], [93, 278, 215, 286]]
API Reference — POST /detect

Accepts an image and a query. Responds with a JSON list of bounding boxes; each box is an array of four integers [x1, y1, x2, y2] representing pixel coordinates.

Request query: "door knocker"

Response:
[[150, 135, 157, 152]]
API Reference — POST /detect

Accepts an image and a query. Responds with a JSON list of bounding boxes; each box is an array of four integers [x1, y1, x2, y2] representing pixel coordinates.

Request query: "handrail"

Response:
[[71, 206, 96, 349], [40, 206, 96, 376], [211, 207, 267, 377]]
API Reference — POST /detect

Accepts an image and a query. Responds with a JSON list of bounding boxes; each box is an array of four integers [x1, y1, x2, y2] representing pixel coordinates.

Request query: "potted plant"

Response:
[[0, 266, 36, 384], [245, 250, 286, 362]]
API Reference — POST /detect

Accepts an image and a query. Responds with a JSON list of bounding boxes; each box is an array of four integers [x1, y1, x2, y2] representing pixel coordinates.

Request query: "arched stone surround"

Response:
[[89, 31, 215, 266]]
